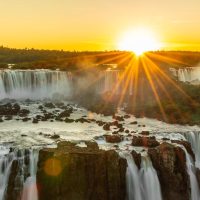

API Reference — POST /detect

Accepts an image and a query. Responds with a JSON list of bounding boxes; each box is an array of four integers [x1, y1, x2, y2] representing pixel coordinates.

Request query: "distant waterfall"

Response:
[[99, 70, 133, 95], [120, 152, 162, 200], [170, 67, 200, 84], [0, 146, 39, 200], [0, 70, 72, 100]]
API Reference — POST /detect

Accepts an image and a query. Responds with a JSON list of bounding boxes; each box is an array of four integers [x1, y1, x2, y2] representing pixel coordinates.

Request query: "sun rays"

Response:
[[81, 49, 199, 122]]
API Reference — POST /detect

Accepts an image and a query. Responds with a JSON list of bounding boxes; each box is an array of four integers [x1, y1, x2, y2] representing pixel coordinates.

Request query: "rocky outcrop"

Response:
[[132, 135, 159, 147], [148, 142, 190, 200], [105, 135, 123, 143], [171, 140, 195, 160], [37, 141, 127, 200]]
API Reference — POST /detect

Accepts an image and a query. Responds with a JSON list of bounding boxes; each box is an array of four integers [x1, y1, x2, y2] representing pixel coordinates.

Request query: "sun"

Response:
[[118, 28, 161, 56]]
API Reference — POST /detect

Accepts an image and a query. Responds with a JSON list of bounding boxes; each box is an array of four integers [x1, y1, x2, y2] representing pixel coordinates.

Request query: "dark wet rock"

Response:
[[131, 131, 136, 133], [196, 168, 200, 188], [22, 117, 30, 122], [19, 109, 30, 117], [171, 140, 195, 160], [103, 123, 111, 131], [64, 118, 74, 123], [132, 135, 159, 147], [44, 102, 56, 109], [118, 127, 125, 132], [4, 115, 13, 120], [0, 118, 3, 122], [113, 115, 124, 121], [43, 112, 54, 120], [0, 103, 20, 116], [131, 150, 141, 169], [37, 141, 127, 200], [50, 134, 60, 139], [148, 142, 190, 200], [124, 114, 131, 119], [110, 120, 119, 127], [125, 130, 130, 134], [96, 120, 105, 126], [21, 134, 27, 137], [32, 118, 39, 124], [38, 105, 43, 110], [55, 102, 64, 107], [130, 121, 138, 125], [75, 118, 90, 123], [105, 135, 123, 143], [58, 110, 71, 118], [13, 103, 20, 112], [139, 131, 150, 136], [162, 138, 170, 141]]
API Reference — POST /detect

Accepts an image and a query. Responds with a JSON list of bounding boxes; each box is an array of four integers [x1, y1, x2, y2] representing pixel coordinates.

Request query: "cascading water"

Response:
[[0, 70, 72, 100], [170, 67, 200, 84], [0, 145, 15, 200], [183, 132, 200, 169], [120, 152, 162, 200], [183, 148, 200, 200], [99, 69, 133, 95], [139, 157, 163, 200], [0, 145, 39, 200]]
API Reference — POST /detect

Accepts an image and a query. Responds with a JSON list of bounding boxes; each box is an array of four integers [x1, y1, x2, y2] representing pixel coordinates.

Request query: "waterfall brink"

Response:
[[183, 132, 200, 169], [183, 148, 200, 200], [0, 70, 71, 100], [0, 146, 39, 200], [120, 152, 162, 200]]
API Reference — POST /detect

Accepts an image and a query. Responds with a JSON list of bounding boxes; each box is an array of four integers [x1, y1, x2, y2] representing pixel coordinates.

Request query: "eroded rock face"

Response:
[[37, 141, 127, 200], [148, 142, 190, 200]]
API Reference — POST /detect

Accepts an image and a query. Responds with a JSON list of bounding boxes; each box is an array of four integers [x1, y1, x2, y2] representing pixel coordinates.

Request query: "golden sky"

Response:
[[0, 0, 200, 51]]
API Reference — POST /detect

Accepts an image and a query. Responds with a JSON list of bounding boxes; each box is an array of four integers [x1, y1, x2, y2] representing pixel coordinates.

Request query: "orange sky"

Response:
[[0, 0, 200, 51]]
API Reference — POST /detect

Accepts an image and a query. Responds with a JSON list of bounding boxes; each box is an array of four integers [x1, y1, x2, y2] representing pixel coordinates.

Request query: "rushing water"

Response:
[[170, 67, 200, 84], [0, 146, 39, 200], [183, 132, 200, 169], [1, 69, 200, 199], [120, 152, 162, 200], [0, 70, 72, 99], [183, 148, 200, 200]]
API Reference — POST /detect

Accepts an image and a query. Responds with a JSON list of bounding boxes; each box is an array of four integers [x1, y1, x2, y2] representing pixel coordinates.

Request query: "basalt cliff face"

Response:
[[34, 140, 197, 200], [36, 141, 127, 200]]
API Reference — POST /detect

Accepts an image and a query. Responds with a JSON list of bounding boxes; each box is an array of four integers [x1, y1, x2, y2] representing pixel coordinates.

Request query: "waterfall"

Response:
[[99, 70, 133, 95], [120, 152, 162, 200], [21, 149, 39, 200], [0, 70, 71, 100], [0, 146, 15, 200], [183, 148, 200, 200], [139, 157, 163, 200], [183, 132, 200, 169], [170, 67, 200, 84], [0, 146, 39, 200]]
